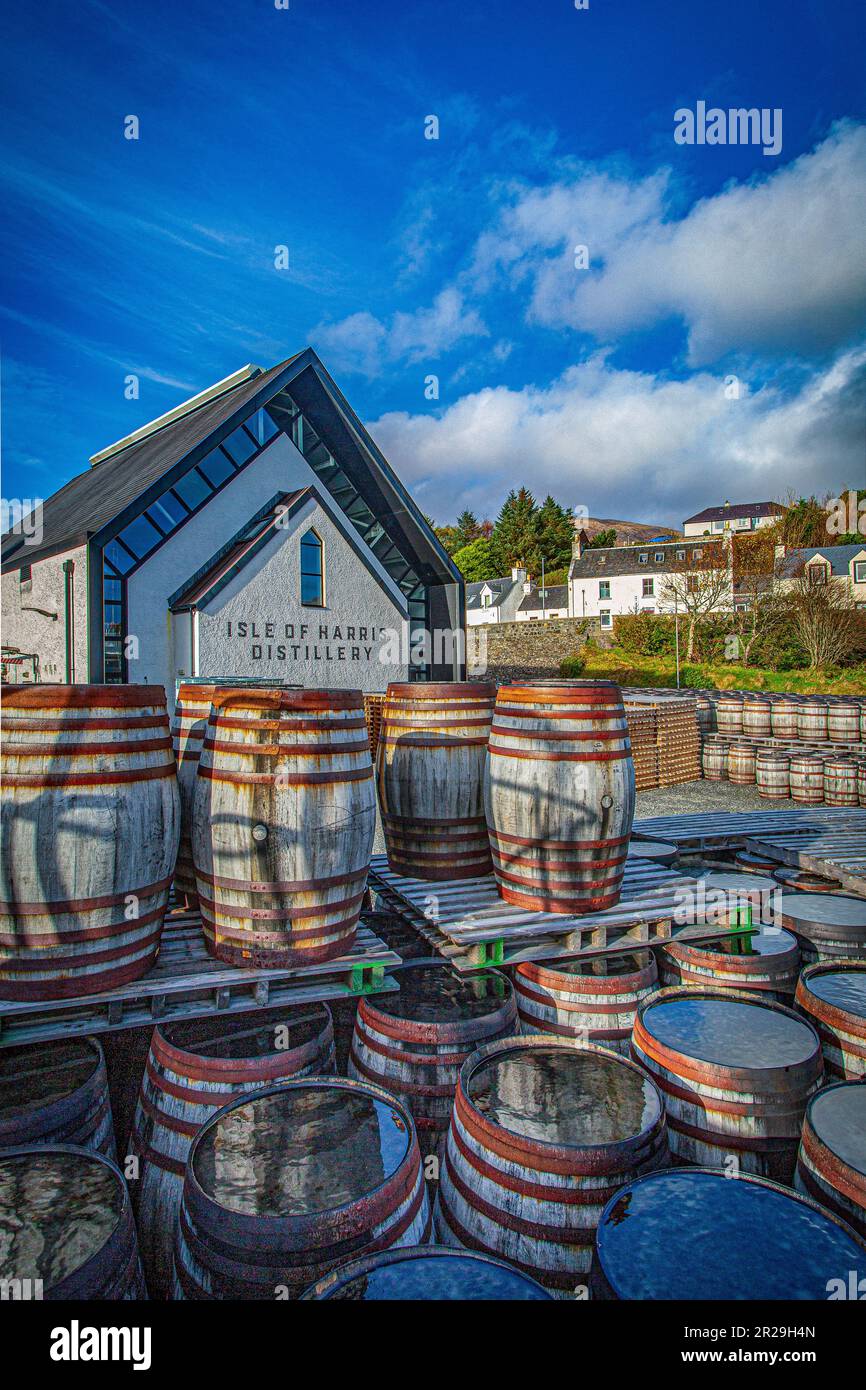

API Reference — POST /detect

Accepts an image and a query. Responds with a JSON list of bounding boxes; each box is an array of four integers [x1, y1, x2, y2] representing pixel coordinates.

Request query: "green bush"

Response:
[[614, 613, 676, 656], [560, 653, 586, 677]]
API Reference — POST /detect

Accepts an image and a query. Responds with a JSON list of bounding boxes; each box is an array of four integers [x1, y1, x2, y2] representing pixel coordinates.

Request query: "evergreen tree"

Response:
[[536, 495, 576, 570], [454, 509, 483, 550], [588, 528, 617, 548], [452, 536, 497, 581], [492, 488, 542, 574]]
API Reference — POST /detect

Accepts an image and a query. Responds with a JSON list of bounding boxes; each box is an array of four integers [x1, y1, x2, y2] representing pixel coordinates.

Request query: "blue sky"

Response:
[[2, 0, 864, 527]]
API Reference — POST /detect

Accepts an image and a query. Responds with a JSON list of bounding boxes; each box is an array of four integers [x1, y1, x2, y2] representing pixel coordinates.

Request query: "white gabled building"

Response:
[[569, 536, 729, 630], [515, 582, 569, 620], [778, 543, 866, 609], [683, 500, 784, 537], [465, 568, 527, 625]]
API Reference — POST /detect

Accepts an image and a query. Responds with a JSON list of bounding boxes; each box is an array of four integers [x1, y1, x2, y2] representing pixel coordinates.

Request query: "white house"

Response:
[[683, 500, 784, 537], [465, 569, 527, 625], [1, 351, 464, 702], [515, 582, 569, 620], [778, 543, 866, 609], [569, 536, 728, 629]]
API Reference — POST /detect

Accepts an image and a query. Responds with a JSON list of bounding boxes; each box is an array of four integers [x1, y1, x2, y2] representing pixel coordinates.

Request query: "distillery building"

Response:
[[1, 350, 464, 700]]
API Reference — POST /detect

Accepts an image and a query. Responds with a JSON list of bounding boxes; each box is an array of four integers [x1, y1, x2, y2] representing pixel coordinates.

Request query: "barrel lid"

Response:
[[210, 687, 364, 712], [698, 871, 778, 894], [627, 841, 677, 863], [801, 963, 866, 1018], [0, 1147, 124, 1288], [191, 1079, 413, 1217], [159, 1003, 331, 1061], [640, 993, 818, 1068], [0, 1039, 101, 1120], [369, 962, 510, 1025], [773, 868, 842, 893], [807, 1083, 866, 1175], [594, 1168, 866, 1299], [697, 924, 798, 959], [0, 684, 166, 709], [385, 682, 495, 699], [464, 1041, 662, 1148], [301, 1244, 552, 1300], [777, 893, 866, 938], [531, 949, 653, 981]]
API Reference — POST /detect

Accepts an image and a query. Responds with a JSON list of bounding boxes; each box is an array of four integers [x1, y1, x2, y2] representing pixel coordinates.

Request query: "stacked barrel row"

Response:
[[703, 739, 866, 804], [704, 692, 866, 744]]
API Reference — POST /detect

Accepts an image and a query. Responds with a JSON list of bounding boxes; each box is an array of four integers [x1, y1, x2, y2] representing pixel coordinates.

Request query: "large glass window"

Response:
[[172, 468, 212, 512], [197, 448, 236, 489], [599, 580, 610, 599], [300, 529, 324, 606], [222, 426, 257, 467]]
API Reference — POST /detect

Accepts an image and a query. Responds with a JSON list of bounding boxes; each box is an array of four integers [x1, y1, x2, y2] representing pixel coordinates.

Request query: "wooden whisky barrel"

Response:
[[0, 1145, 146, 1299], [173, 1077, 431, 1299], [824, 759, 859, 807], [728, 743, 756, 785], [590, 1168, 866, 1300], [756, 750, 790, 799], [658, 925, 800, 1001], [631, 986, 823, 1181], [171, 683, 218, 904], [742, 700, 772, 738], [192, 688, 375, 967], [300, 1243, 552, 1300], [0, 684, 179, 1000], [128, 1004, 336, 1297], [789, 753, 825, 805], [0, 1037, 116, 1158], [435, 1037, 669, 1293], [827, 702, 861, 744], [795, 1082, 866, 1241], [702, 741, 728, 781], [348, 961, 516, 1157], [776, 893, 866, 964], [514, 951, 658, 1054], [484, 681, 635, 915], [795, 960, 866, 1079], [798, 700, 829, 741], [715, 697, 744, 739], [376, 682, 496, 881], [771, 699, 800, 739]]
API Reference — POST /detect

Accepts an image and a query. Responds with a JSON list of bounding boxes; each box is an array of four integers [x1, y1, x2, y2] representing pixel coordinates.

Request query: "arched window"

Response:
[[300, 528, 324, 606]]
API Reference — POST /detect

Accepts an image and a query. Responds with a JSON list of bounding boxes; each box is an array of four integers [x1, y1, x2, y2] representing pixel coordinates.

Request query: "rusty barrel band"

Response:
[[0, 874, 174, 915], [197, 765, 373, 787], [488, 745, 629, 763], [1, 685, 166, 709], [196, 887, 365, 924], [5, 737, 174, 757], [4, 714, 170, 731], [3, 763, 176, 788], [193, 866, 368, 894], [207, 715, 367, 733]]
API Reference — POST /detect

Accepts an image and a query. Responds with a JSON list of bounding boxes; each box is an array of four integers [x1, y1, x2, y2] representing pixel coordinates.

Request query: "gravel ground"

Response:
[[635, 778, 771, 820]]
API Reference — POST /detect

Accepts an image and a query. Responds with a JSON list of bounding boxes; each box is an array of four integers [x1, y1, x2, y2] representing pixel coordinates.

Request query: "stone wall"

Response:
[[468, 615, 599, 683]]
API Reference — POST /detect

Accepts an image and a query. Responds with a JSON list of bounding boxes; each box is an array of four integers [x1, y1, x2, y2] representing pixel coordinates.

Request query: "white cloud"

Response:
[[470, 123, 866, 363], [367, 346, 866, 524], [311, 289, 487, 377]]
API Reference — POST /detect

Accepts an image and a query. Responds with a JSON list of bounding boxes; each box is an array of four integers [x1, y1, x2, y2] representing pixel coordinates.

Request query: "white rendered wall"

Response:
[[0, 543, 88, 681]]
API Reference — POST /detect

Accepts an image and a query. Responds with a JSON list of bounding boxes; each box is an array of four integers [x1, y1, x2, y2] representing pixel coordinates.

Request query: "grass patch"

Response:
[[563, 646, 866, 696]]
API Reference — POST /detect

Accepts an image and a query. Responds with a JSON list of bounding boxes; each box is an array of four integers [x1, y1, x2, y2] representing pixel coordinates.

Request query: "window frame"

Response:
[[598, 579, 611, 599], [854, 561, 866, 584], [300, 527, 325, 608]]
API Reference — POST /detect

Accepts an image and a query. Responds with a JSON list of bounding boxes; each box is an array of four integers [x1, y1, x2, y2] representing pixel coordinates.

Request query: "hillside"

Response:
[[577, 516, 681, 545]]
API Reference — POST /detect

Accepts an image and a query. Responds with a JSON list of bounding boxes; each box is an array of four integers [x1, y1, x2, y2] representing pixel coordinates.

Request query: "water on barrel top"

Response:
[[0, 1041, 97, 1117], [701, 927, 796, 959], [808, 1086, 866, 1175], [318, 1252, 551, 1299], [193, 1086, 410, 1216], [550, 951, 651, 979], [0, 1151, 121, 1286], [163, 1009, 325, 1059], [466, 1045, 660, 1146], [372, 965, 505, 1024], [643, 997, 817, 1067], [596, 1169, 864, 1299], [806, 970, 866, 1017]]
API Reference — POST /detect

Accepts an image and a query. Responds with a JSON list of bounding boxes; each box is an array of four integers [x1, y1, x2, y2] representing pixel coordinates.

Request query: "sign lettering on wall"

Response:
[[225, 620, 379, 662]]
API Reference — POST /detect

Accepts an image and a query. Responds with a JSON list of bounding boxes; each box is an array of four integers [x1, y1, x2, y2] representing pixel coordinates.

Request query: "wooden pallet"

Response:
[[368, 854, 756, 972], [742, 829, 866, 898], [633, 806, 866, 850], [0, 907, 400, 1047]]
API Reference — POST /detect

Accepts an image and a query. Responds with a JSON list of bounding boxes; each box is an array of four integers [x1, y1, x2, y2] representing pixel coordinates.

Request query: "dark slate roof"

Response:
[[571, 538, 718, 579], [465, 575, 519, 610], [780, 544, 866, 579], [1, 359, 294, 571], [518, 583, 568, 612], [683, 501, 784, 524]]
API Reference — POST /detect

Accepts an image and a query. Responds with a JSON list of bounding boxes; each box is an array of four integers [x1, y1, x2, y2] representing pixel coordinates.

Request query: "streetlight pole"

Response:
[[674, 592, 681, 689], [541, 556, 546, 619]]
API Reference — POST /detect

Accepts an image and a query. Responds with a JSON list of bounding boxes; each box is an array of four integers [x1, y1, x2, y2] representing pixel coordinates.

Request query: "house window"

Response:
[[855, 561, 866, 583], [19, 565, 32, 594], [676, 549, 686, 561], [599, 580, 611, 599], [807, 564, 828, 587], [600, 610, 612, 629], [642, 578, 654, 597], [713, 520, 724, 532], [638, 553, 648, 565], [300, 528, 324, 606], [654, 552, 665, 563], [692, 549, 702, 560], [481, 591, 491, 608]]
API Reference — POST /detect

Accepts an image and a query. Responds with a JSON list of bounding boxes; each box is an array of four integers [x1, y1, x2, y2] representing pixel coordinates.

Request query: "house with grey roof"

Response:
[[683, 500, 784, 536], [569, 536, 728, 629], [516, 582, 569, 620], [465, 568, 527, 625], [777, 543, 866, 607]]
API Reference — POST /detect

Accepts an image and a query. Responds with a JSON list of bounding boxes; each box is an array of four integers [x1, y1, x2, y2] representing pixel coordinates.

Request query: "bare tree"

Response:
[[728, 531, 783, 666], [782, 561, 862, 669], [658, 542, 731, 660]]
